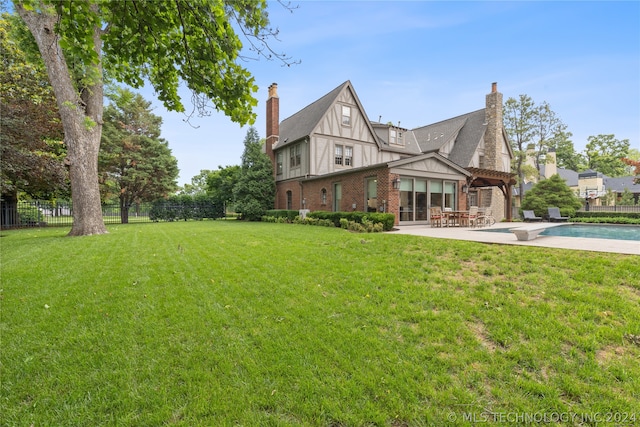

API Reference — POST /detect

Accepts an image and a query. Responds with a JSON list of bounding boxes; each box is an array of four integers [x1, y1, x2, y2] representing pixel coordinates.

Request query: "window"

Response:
[[286, 190, 292, 210], [344, 146, 353, 166], [335, 145, 343, 165], [289, 145, 301, 168], [390, 129, 397, 144], [342, 105, 351, 126], [321, 188, 327, 205], [444, 182, 456, 210], [335, 145, 352, 167], [276, 152, 283, 175]]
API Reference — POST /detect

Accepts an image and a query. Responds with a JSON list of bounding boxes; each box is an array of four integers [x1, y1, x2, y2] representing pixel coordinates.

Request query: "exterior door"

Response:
[[333, 183, 342, 211]]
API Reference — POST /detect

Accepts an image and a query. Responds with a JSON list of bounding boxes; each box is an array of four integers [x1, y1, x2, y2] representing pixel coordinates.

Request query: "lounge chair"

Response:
[[429, 207, 442, 228], [547, 207, 569, 222], [522, 210, 542, 222]]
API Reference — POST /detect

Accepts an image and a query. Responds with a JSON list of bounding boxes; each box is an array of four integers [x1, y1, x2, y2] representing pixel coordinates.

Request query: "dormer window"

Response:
[[389, 128, 404, 145], [342, 106, 351, 126]]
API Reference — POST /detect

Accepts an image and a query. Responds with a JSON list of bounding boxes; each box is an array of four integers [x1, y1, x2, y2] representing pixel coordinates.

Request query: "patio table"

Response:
[[443, 210, 469, 227]]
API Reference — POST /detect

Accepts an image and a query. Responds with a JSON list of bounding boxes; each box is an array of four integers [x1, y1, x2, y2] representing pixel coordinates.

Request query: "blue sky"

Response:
[[140, 1, 640, 186]]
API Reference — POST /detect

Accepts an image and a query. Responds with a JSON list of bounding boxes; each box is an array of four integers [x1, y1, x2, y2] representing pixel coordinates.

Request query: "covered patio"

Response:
[[465, 167, 517, 222]]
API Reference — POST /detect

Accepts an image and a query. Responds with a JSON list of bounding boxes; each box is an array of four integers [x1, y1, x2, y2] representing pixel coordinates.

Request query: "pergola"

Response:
[[465, 167, 517, 221]]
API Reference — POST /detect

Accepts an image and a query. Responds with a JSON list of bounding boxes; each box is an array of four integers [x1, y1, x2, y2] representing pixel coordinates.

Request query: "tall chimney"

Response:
[[484, 82, 503, 171], [545, 147, 557, 178], [266, 83, 279, 165]]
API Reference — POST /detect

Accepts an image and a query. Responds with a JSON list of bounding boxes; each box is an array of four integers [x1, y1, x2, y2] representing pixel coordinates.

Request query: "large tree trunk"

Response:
[[119, 195, 129, 224], [17, 4, 107, 236]]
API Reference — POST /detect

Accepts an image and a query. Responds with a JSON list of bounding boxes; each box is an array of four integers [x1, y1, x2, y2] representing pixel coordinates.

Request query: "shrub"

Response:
[[265, 210, 299, 222], [521, 174, 583, 217], [18, 205, 45, 226], [150, 195, 223, 222], [309, 211, 395, 231]]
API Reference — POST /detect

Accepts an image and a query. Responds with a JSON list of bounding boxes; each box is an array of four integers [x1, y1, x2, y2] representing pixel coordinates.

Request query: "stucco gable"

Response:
[[277, 81, 381, 150], [388, 153, 471, 177]]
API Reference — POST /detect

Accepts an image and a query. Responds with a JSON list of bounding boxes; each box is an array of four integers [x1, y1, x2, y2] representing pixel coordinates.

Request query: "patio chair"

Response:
[[475, 208, 495, 227], [522, 210, 542, 222], [429, 207, 442, 228], [547, 207, 569, 222], [460, 206, 479, 227]]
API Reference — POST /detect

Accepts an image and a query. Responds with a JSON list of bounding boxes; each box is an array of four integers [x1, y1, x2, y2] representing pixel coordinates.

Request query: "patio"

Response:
[[390, 223, 639, 255]]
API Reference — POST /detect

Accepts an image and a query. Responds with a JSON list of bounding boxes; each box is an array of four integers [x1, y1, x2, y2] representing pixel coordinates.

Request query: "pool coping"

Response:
[[390, 222, 640, 255]]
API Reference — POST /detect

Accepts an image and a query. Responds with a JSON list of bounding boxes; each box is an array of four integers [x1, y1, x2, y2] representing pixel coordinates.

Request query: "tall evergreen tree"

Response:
[[99, 88, 179, 223], [233, 127, 275, 221]]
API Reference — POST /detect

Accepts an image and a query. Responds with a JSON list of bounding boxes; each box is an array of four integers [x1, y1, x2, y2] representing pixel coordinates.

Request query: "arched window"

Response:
[[321, 188, 327, 205]]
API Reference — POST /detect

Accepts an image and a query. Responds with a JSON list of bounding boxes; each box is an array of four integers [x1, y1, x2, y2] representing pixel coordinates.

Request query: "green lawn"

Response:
[[1, 221, 639, 426]]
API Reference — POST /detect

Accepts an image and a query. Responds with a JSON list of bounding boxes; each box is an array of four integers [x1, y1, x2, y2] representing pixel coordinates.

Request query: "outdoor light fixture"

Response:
[[462, 184, 469, 193], [392, 177, 401, 189]]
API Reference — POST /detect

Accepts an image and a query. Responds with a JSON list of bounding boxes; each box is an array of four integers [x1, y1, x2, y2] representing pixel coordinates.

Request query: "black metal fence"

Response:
[[1, 199, 223, 229]]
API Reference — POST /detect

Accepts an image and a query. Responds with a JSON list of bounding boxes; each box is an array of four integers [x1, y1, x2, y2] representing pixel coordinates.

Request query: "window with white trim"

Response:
[[344, 146, 353, 166], [335, 145, 353, 167], [341, 105, 351, 126], [335, 145, 343, 165]]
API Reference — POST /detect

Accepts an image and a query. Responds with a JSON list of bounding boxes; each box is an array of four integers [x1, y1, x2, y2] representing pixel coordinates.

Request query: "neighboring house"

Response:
[[521, 148, 640, 206], [265, 81, 515, 225]]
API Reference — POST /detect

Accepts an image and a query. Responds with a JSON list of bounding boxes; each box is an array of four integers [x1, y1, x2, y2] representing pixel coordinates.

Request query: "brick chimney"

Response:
[[266, 83, 279, 164], [484, 82, 504, 171]]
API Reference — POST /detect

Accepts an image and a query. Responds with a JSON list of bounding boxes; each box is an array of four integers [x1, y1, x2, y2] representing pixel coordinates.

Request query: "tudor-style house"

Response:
[[265, 81, 515, 225]]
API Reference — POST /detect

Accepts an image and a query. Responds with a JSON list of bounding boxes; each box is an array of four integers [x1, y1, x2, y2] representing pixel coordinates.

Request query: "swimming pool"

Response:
[[478, 224, 640, 241]]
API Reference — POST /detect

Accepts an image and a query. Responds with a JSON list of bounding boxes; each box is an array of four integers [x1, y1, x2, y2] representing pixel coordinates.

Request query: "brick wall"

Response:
[[276, 167, 401, 224]]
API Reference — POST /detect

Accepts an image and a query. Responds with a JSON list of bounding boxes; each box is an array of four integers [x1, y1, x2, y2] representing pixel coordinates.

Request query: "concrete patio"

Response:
[[390, 223, 639, 255]]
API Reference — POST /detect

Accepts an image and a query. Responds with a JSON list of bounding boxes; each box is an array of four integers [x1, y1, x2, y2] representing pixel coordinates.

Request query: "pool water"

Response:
[[479, 224, 640, 241]]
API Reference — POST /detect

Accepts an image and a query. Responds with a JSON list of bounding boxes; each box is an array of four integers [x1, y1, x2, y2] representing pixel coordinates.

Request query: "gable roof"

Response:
[[409, 109, 502, 167], [412, 111, 479, 153], [277, 82, 347, 149], [274, 80, 512, 168], [447, 110, 488, 166], [276, 81, 382, 151]]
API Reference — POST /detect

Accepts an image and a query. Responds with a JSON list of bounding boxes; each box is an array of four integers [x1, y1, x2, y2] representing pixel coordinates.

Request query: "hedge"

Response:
[[150, 195, 224, 222], [573, 211, 640, 220], [307, 211, 395, 231]]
